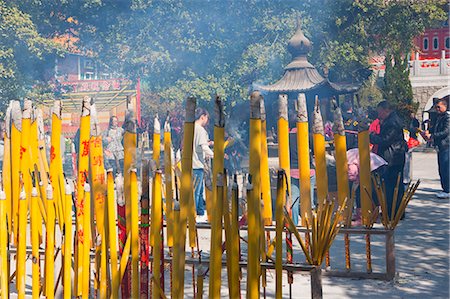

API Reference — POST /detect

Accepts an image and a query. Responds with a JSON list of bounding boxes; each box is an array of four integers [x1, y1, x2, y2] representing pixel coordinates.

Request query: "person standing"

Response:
[[404, 112, 421, 187], [192, 108, 214, 222], [425, 98, 449, 198], [370, 101, 407, 218], [408, 112, 420, 139], [103, 115, 125, 174]]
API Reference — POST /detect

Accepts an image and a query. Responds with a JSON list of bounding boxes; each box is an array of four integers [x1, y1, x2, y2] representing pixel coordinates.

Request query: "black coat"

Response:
[[431, 111, 450, 150], [342, 111, 358, 149], [370, 112, 406, 167]]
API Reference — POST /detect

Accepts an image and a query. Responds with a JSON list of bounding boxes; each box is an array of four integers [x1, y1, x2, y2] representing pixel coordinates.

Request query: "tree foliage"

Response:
[[0, 0, 60, 105], [0, 0, 447, 115]]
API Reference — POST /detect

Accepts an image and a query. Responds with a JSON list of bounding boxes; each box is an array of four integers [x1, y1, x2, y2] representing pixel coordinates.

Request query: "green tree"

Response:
[[3, 0, 447, 117], [0, 0, 59, 108]]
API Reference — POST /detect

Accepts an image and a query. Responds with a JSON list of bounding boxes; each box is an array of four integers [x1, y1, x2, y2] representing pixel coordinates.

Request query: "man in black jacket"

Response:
[[370, 101, 407, 218], [426, 97, 449, 198]]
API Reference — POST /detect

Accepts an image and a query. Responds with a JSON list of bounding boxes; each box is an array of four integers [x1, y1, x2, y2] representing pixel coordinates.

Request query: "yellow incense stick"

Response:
[[150, 116, 161, 247], [0, 189, 8, 298], [358, 129, 372, 226], [106, 171, 120, 298], [296, 93, 312, 225], [75, 97, 91, 296], [247, 91, 262, 297], [312, 96, 328, 209], [82, 182, 92, 298], [130, 169, 140, 298], [260, 99, 272, 225], [278, 94, 292, 212], [49, 101, 65, 231], [230, 176, 241, 297], [172, 200, 181, 298], [332, 104, 351, 223], [3, 102, 12, 235], [164, 117, 174, 248], [45, 184, 55, 299], [275, 171, 285, 299], [17, 187, 27, 299], [151, 171, 163, 299], [174, 96, 196, 299], [31, 187, 41, 298], [209, 97, 225, 298], [64, 182, 73, 299]]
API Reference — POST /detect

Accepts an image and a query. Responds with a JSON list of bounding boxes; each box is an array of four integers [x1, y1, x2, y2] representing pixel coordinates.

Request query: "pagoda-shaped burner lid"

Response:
[[257, 16, 361, 94], [287, 18, 312, 59]]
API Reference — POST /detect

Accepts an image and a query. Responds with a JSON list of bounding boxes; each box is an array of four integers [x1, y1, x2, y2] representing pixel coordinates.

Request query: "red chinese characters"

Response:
[[94, 173, 106, 185], [19, 146, 27, 160], [81, 140, 89, 157], [50, 146, 56, 162]]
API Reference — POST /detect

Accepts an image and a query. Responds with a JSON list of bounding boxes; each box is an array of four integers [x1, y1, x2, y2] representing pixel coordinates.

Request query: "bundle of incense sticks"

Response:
[[284, 198, 347, 266], [372, 173, 421, 230]]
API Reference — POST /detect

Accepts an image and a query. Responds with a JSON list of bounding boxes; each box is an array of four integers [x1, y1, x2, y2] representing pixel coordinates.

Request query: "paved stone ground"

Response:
[[191, 151, 450, 298], [9, 151, 449, 298]]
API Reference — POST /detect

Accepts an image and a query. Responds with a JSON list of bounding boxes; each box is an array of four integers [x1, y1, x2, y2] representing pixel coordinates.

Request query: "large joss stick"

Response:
[[36, 109, 51, 244], [230, 175, 241, 297], [275, 170, 285, 299], [82, 182, 92, 298], [164, 115, 174, 248], [312, 96, 328, 209], [37, 108, 50, 206], [358, 120, 372, 227], [140, 161, 150, 297], [151, 170, 164, 299], [130, 168, 140, 298], [64, 182, 73, 299], [209, 96, 225, 298], [278, 94, 291, 213], [260, 99, 272, 225], [210, 172, 224, 298], [106, 170, 120, 299], [114, 171, 126, 296], [0, 188, 8, 298], [75, 96, 91, 296], [150, 115, 161, 248], [30, 184, 41, 298], [123, 109, 137, 297], [224, 173, 239, 298], [10, 101, 21, 245], [173, 96, 196, 299], [153, 114, 161, 168], [3, 103, 12, 236], [49, 100, 65, 231], [17, 100, 32, 299], [45, 184, 55, 299], [150, 119, 161, 297], [247, 91, 262, 298], [332, 102, 350, 221], [296, 93, 312, 225], [16, 185, 27, 299], [30, 109, 45, 242], [171, 200, 181, 298], [332, 102, 352, 270], [89, 104, 108, 296]]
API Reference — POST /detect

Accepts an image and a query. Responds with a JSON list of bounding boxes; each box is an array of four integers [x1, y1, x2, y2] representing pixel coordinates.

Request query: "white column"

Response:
[[440, 50, 446, 75]]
